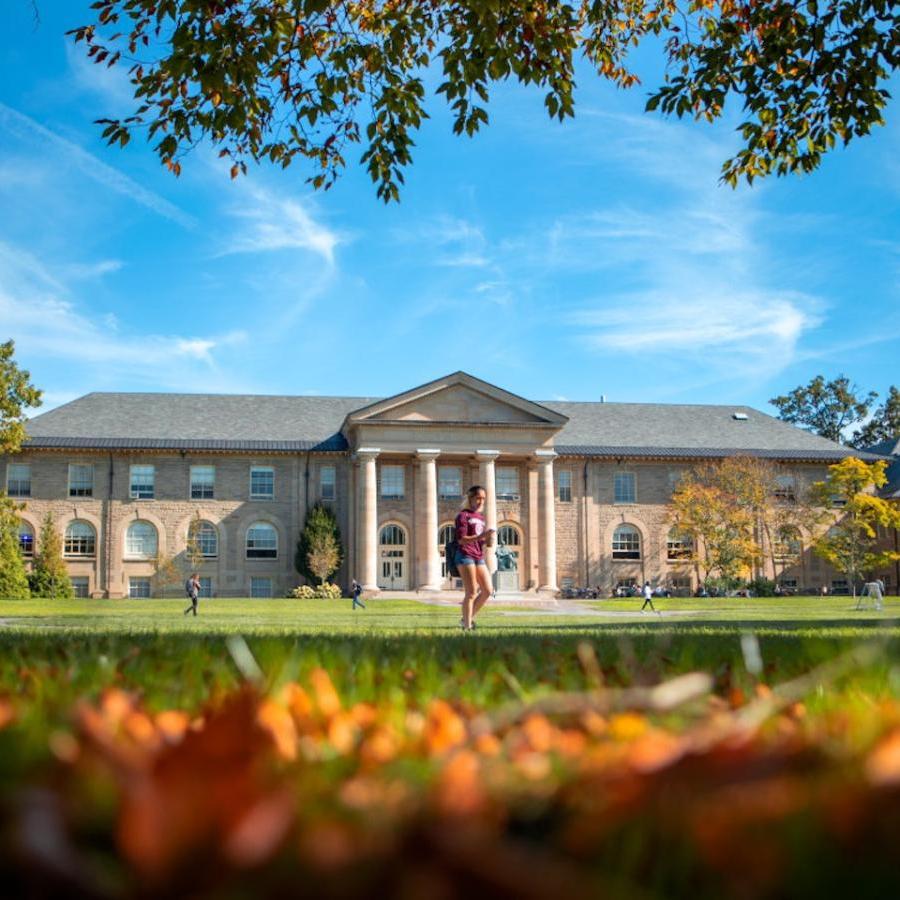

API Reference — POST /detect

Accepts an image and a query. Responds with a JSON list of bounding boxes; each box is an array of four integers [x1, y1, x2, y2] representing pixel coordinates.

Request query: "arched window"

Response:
[[188, 520, 218, 558], [65, 521, 96, 557], [125, 521, 157, 559], [438, 523, 455, 578], [612, 524, 641, 560], [246, 522, 278, 559], [379, 524, 406, 546], [667, 527, 693, 560], [497, 523, 522, 571], [18, 520, 34, 557], [775, 526, 802, 559]]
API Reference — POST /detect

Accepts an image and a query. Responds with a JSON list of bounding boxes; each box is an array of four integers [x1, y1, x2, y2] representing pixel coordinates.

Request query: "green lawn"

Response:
[[1, 594, 898, 635]]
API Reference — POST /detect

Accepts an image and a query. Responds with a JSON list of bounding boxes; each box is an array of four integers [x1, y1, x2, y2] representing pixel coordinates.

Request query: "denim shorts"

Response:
[[455, 551, 486, 567]]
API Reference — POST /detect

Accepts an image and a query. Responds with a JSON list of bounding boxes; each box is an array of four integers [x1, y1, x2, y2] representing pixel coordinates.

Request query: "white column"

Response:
[[355, 448, 380, 592], [416, 449, 442, 590], [476, 450, 500, 572], [535, 449, 558, 592]]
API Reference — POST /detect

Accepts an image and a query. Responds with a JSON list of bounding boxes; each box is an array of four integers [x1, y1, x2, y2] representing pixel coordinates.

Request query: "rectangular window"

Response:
[[438, 466, 462, 500], [496, 466, 519, 501], [614, 472, 636, 503], [320, 465, 336, 501], [561, 576, 575, 590], [775, 474, 796, 502], [381, 465, 405, 499], [670, 577, 692, 595], [250, 466, 274, 500], [779, 579, 798, 590], [70, 576, 90, 598], [250, 576, 273, 598], [831, 495, 847, 508], [18, 525, 34, 557], [668, 470, 684, 495], [129, 465, 155, 500], [198, 576, 212, 598], [831, 579, 849, 595], [190, 465, 215, 499], [68, 464, 94, 497], [558, 469, 572, 502], [6, 463, 31, 497], [129, 577, 151, 599]]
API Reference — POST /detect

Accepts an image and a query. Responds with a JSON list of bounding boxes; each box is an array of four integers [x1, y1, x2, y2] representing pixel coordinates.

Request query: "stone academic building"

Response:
[[4, 372, 897, 599]]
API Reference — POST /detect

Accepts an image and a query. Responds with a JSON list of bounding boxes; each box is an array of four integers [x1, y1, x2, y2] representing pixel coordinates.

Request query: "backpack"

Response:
[[444, 539, 460, 578]]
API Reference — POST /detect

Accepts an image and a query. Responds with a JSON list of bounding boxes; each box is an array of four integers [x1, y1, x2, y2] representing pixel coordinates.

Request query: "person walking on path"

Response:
[[456, 485, 495, 631], [641, 580, 658, 613], [351, 579, 366, 610], [183, 572, 200, 616]]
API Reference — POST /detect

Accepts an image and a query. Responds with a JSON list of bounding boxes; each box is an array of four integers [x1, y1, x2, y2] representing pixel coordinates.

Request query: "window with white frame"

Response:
[[496, 466, 519, 500], [68, 464, 94, 497], [198, 576, 213, 598], [320, 465, 336, 501], [830, 494, 847, 508], [250, 466, 274, 500], [190, 465, 215, 499], [250, 577, 273, 598], [666, 528, 694, 560], [71, 576, 90, 598], [18, 521, 34, 557], [246, 522, 278, 558], [438, 523, 455, 578], [379, 524, 406, 546], [380, 465, 405, 499], [614, 472, 636, 504], [774, 474, 796, 502], [612, 524, 641, 559], [558, 469, 572, 502], [129, 465, 155, 500], [129, 577, 151, 599], [125, 521, 158, 559], [779, 579, 798, 590], [774, 526, 802, 559], [188, 520, 218, 558], [438, 466, 462, 500], [6, 463, 31, 497], [65, 521, 96, 557], [670, 576, 692, 594]]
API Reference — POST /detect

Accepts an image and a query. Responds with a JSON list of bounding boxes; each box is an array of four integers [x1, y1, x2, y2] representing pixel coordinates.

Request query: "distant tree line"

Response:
[[770, 376, 900, 448]]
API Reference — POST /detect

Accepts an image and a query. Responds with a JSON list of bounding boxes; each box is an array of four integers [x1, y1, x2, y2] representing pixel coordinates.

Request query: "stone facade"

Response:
[[5, 372, 896, 598]]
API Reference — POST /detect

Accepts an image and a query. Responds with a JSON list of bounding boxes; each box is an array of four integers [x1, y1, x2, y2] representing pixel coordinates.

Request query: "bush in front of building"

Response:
[[0, 496, 30, 600], [289, 583, 343, 600], [29, 511, 74, 600]]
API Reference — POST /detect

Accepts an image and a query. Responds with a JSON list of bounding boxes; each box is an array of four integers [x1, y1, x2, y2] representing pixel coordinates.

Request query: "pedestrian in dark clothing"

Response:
[[351, 579, 366, 610], [641, 581, 658, 613], [183, 572, 200, 616]]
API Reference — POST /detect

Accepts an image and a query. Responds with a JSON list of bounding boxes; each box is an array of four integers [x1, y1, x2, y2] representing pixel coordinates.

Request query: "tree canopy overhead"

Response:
[[70, 0, 899, 201]]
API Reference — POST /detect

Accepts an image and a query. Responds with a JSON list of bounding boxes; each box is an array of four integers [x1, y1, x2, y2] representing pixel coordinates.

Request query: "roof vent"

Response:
[[732, 412, 749, 421]]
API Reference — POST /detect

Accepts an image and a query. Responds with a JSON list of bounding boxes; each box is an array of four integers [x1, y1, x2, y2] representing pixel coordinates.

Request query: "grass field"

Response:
[[0, 596, 899, 897]]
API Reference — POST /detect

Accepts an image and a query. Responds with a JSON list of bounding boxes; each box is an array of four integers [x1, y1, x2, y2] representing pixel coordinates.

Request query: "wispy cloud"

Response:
[[0, 238, 246, 389], [394, 215, 490, 268], [220, 183, 342, 264], [0, 102, 195, 228]]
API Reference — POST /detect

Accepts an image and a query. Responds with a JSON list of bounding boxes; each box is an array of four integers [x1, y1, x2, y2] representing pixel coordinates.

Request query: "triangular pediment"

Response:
[[344, 372, 568, 428]]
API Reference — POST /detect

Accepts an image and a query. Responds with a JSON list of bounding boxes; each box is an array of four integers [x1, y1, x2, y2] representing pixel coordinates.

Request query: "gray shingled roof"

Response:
[[24, 393, 377, 452], [22, 391, 872, 461], [541, 401, 865, 460]]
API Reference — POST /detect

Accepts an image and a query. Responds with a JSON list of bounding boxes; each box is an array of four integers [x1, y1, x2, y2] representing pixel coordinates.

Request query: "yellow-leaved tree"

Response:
[[811, 458, 900, 598]]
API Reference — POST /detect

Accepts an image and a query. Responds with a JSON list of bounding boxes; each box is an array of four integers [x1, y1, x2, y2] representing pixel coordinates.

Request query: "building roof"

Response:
[[20, 385, 873, 461], [23, 392, 377, 453]]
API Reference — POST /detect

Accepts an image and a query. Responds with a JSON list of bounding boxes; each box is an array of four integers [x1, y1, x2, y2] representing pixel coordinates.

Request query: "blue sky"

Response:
[[1, 2, 898, 416]]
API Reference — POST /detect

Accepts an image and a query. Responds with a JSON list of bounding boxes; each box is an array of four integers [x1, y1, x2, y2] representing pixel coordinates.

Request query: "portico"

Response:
[[342, 372, 568, 595]]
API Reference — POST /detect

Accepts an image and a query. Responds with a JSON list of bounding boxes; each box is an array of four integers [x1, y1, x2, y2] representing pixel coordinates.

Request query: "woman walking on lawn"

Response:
[[456, 485, 495, 631]]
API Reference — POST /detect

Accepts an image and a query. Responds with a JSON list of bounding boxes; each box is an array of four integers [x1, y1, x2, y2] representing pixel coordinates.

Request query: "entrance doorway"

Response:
[[378, 523, 408, 591]]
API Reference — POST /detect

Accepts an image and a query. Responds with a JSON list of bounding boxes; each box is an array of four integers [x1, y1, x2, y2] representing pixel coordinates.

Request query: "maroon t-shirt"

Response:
[[455, 509, 486, 560]]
